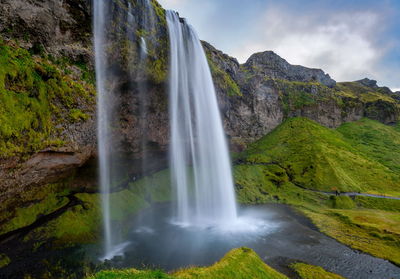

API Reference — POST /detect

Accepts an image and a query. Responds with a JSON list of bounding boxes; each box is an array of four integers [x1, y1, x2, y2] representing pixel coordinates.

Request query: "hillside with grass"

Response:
[[234, 117, 400, 265], [236, 117, 400, 196]]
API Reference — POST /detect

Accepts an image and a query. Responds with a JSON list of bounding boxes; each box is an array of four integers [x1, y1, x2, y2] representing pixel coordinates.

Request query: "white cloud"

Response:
[[228, 7, 389, 83], [156, 0, 399, 88], [157, 0, 188, 9]]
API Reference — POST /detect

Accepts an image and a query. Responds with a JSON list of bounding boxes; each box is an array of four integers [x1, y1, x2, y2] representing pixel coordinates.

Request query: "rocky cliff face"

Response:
[[203, 44, 400, 149], [0, 0, 170, 238], [0, 0, 92, 62], [243, 51, 336, 87]]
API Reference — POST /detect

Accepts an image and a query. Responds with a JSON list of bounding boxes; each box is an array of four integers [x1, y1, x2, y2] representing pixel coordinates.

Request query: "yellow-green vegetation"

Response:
[[24, 169, 172, 246], [89, 269, 172, 279], [234, 117, 400, 265], [336, 82, 400, 119], [237, 117, 400, 196], [337, 118, 400, 174], [174, 247, 288, 279], [0, 40, 95, 157], [69, 108, 89, 122], [0, 183, 70, 235], [257, 78, 399, 119], [274, 79, 331, 115], [337, 82, 398, 104], [207, 57, 242, 97], [0, 192, 69, 235], [0, 253, 11, 268], [89, 248, 288, 279], [291, 263, 345, 279], [304, 207, 400, 266]]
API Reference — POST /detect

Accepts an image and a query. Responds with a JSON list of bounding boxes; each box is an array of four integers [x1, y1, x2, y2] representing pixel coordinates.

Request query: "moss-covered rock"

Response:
[[20, 169, 172, 247], [0, 39, 95, 158]]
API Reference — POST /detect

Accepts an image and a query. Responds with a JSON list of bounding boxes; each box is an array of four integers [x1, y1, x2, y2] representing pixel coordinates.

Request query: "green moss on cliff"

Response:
[[0, 193, 69, 235], [0, 183, 71, 235], [24, 169, 172, 246], [69, 108, 89, 122], [207, 57, 242, 96], [337, 82, 398, 104], [336, 82, 399, 121], [0, 40, 95, 158], [275, 80, 321, 114], [28, 190, 148, 246]]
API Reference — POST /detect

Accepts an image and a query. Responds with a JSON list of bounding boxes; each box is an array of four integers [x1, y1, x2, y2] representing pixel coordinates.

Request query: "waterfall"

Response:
[[94, 0, 157, 260], [93, 0, 113, 257], [166, 11, 238, 227]]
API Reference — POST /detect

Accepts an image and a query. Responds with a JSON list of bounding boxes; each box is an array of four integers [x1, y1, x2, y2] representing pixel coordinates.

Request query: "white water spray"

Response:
[[166, 11, 238, 227], [94, 0, 159, 260], [93, 0, 113, 257]]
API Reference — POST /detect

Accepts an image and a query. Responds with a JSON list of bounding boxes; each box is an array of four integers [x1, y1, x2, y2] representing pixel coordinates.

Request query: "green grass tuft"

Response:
[[291, 262, 345, 279], [89, 248, 288, 279]]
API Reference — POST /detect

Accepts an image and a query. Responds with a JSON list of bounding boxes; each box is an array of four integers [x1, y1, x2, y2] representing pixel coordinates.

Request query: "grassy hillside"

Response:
[[237, 117, 400, 196], [337, 118, 400, 174], [234, 117, 400, 265]]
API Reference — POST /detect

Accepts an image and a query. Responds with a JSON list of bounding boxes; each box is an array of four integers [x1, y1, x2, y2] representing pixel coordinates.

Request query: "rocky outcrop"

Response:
[[203, 44, 399, 149], [243, 51, 336, 87], [0, 0, 92, 63], [356, 78, 393, 95], [394, 92, 400, 101]]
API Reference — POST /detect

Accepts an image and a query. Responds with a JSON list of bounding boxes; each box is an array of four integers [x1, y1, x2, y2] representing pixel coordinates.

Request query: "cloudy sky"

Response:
[[158, 0, 400, 91]]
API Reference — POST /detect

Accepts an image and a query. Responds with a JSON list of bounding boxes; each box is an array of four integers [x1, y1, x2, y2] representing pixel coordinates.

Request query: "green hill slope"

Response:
[[234, 117, 400, 265], [238, 117, 400, 196], [337, 118, 400, 174]]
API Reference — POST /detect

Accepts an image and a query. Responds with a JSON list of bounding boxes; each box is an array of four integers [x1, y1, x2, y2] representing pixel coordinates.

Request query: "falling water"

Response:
[[94, 0, 158, 260], [137, 0, 155, 177], [166, 11, 238, 227], [93, 0, 112, 257]]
